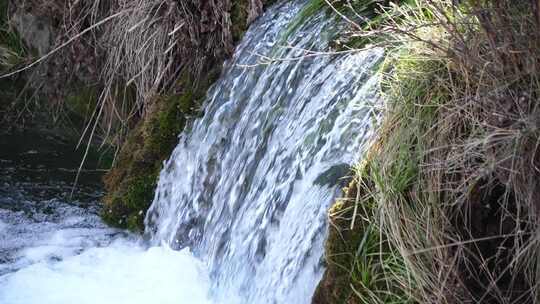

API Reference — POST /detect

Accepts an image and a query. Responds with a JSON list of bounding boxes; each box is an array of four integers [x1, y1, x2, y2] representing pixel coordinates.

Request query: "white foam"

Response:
[[0, 240, 213, 304]]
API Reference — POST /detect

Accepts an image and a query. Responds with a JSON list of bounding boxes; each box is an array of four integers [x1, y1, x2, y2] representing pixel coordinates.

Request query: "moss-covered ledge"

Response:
[[101, 73, 217, 231], [312, 181, 364, 304]]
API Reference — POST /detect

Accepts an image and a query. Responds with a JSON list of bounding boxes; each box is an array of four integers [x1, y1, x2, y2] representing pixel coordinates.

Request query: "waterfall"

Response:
[[145, 1, 383, 303], [0, 1, 383, 303]]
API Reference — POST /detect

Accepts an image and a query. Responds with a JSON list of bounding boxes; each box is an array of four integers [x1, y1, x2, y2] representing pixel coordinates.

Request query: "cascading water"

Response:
[[0, 1, 382, 303], [145, 1, 383, 303]]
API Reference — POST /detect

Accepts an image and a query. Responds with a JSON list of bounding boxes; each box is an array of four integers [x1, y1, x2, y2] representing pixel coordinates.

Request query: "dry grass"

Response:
[[71, 0, 245, 147], [0, 0, 268, 189], [318, 0, 540, 303], [2, 0, 266, 145]]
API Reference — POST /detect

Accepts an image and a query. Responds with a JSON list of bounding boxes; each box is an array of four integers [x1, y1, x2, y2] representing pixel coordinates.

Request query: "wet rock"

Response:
[[313, 163, 351, 187]]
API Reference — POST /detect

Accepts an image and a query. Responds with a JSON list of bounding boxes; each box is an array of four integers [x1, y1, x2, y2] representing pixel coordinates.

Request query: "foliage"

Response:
[[317, 0, 540, 303]]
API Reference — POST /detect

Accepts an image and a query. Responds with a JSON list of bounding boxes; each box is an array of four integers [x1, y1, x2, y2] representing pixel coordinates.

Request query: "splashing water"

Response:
[[0, 1, 382, 303], [0, 242, 212, 304], [0, 133, 213, 304]]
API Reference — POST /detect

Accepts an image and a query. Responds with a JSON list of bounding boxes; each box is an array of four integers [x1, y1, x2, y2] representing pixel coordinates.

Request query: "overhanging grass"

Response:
[[317, 48, 449, 304], [316, 0, 540, 303]]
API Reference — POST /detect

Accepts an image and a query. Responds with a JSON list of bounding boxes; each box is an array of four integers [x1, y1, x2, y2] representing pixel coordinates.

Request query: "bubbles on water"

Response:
[[0, 199, 123, 275], [0, 131, 215, 304], [0, 241, 213, 304]]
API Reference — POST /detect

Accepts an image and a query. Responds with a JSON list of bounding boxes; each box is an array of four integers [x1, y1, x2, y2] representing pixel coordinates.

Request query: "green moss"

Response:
[[124, 175, 156, 210], [102, 125, 162, 231], [102, 165, 159, 231], [121, 174, 157, 230], [146, 92, 193, 156], [101, 69, 219, 231]]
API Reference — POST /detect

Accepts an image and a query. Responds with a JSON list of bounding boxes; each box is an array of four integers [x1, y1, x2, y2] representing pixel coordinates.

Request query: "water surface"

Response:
[[0, 132, 212, 304]]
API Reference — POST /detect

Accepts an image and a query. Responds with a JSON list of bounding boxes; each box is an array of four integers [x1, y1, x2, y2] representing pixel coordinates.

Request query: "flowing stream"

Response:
[[0, 1, 382, 303]]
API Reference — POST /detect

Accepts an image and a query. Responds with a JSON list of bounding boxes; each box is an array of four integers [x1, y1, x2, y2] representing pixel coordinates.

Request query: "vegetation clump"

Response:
[[316, 0, 540, 303], [101, 74, 215, 231], [0, 0, 26, 69]]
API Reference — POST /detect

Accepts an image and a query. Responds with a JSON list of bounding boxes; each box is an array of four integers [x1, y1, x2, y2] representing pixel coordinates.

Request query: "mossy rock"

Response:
[[103, 173, 157, 231], [313, 181, 365, 304], [101, 70, 216, 231], [146, 93, 192, 156], [102, 90, 196, 231]]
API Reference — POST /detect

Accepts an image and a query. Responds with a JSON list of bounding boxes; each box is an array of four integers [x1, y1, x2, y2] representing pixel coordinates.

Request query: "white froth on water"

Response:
[[0, 240, 213, 304]]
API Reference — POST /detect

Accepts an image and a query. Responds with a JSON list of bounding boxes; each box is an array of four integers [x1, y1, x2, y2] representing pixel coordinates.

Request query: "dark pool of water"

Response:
[[0, 131, 125, 275]]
